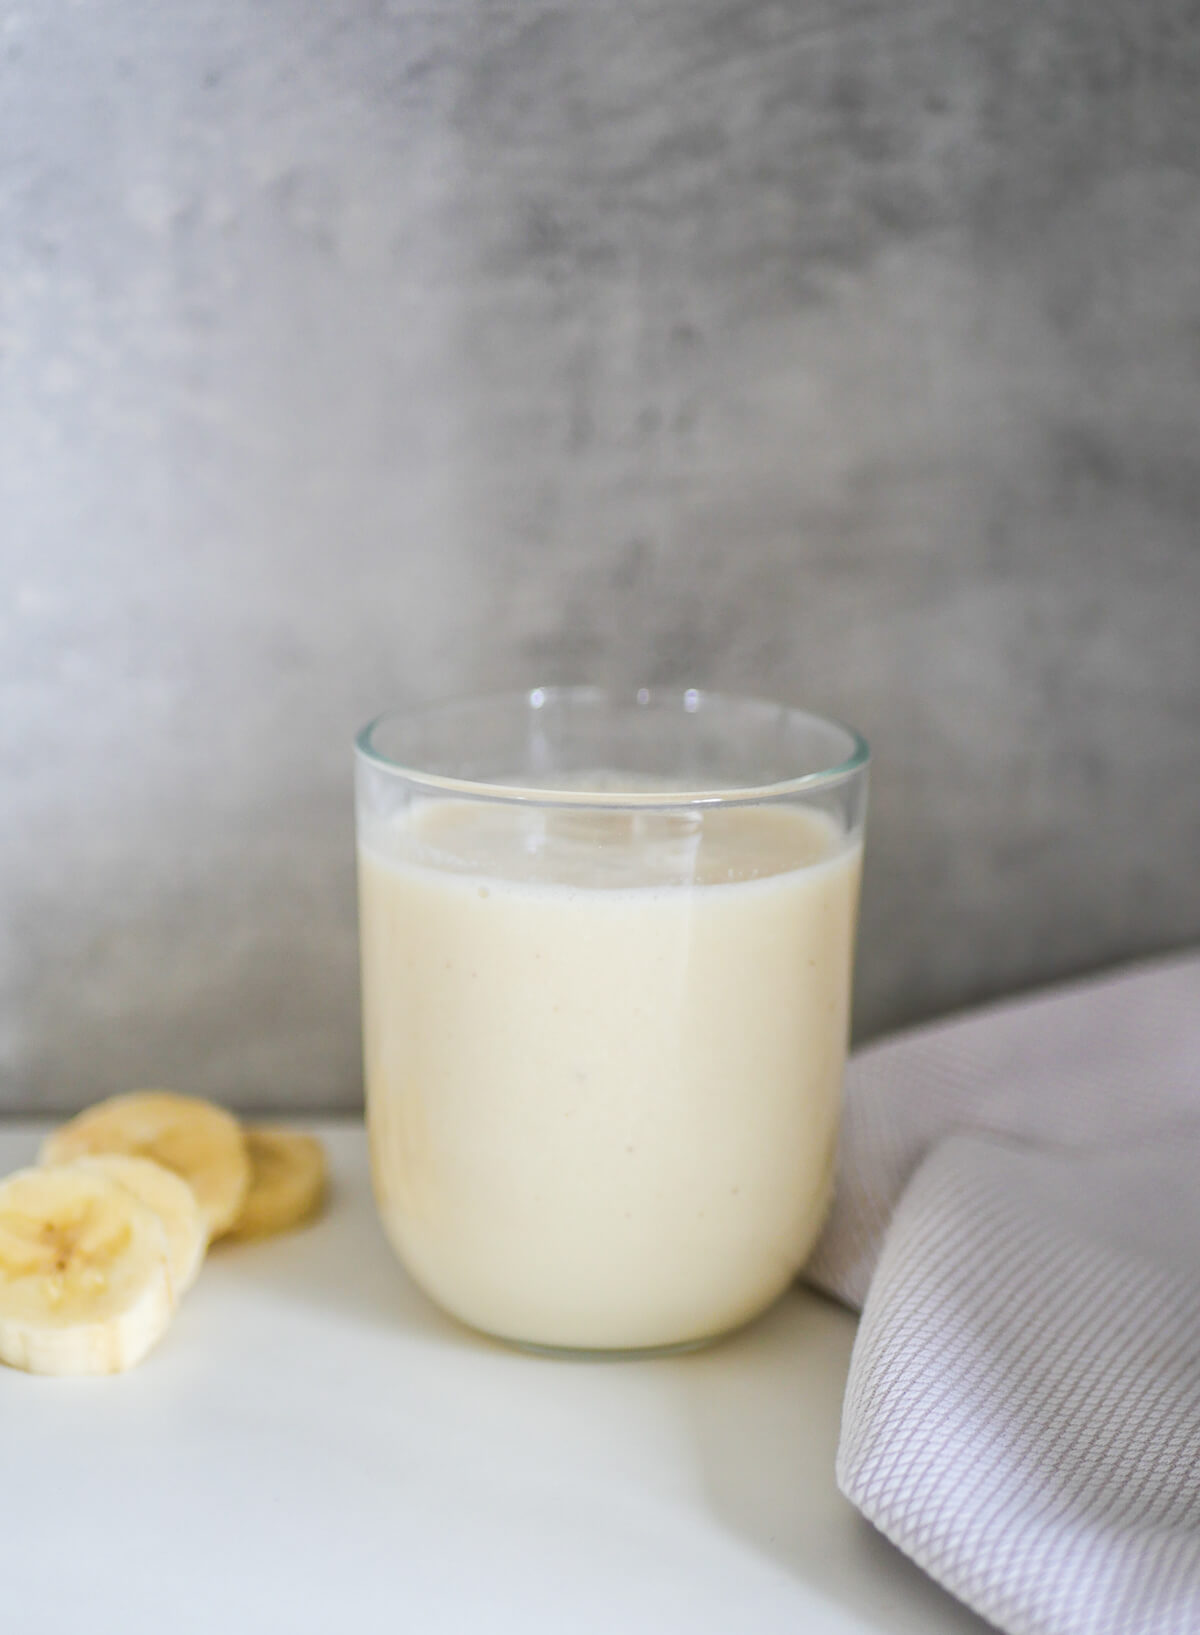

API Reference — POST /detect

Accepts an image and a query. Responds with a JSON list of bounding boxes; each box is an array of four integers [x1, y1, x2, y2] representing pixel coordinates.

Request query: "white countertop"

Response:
[[1, 1121, 991, 1634]]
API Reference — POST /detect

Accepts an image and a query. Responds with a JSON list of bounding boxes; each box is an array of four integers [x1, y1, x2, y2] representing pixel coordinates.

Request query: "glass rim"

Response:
[[355, 686, 869, 809]]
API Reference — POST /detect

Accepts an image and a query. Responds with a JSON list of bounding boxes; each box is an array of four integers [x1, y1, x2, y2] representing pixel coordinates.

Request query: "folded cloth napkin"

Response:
[[805, 952, 1200, 1635]]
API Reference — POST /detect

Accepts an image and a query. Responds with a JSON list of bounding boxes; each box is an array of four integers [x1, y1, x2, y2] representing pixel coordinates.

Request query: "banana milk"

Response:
[[358, 797, 861, 1351]]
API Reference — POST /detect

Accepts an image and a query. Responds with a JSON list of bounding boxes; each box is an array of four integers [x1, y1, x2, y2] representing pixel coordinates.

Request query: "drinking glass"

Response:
[[356, 687, 868, 1355]]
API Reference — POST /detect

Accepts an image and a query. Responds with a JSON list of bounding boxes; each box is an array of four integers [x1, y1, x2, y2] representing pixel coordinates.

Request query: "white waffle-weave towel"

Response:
[[805, 952, 1200, 1635]]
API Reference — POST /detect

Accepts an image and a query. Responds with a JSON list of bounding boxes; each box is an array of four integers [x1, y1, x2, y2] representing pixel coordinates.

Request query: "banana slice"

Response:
[[227, 1128, 327, 1242], [0, 1165, 174, 1375], [70, 1155, 207, 1297], [41, 1091, 250, 1239]]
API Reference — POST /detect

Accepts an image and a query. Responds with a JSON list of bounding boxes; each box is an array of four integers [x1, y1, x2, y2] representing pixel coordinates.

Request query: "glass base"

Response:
[[492, 1332, 725, 1362]]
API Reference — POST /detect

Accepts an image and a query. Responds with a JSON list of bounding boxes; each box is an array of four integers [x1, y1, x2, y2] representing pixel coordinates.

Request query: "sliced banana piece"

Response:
[[70, 1155, 207, 1297], [0, 1165, 174, 1375], [41, 1091, 250, 1239], [227, 1128, 327, 1242]]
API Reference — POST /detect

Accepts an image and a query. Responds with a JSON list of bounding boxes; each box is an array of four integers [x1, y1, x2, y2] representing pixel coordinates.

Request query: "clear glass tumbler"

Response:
[[355, 687, 868, 1355]]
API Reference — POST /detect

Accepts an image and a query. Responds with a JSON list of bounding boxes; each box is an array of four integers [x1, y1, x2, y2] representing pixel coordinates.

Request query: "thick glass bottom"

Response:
[[500, 1332, 722, 1362]]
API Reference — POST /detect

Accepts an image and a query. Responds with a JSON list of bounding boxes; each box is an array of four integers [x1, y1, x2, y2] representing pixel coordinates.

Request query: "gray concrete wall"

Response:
[[2, 0, 1198, 1113]]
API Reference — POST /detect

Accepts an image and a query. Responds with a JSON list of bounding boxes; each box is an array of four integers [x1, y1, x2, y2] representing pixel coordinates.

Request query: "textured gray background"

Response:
[[1, 0, 1198, 1113]]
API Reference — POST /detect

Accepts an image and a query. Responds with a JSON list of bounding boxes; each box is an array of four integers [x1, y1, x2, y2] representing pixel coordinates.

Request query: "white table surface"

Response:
[[1, 1120, 992, 1634]]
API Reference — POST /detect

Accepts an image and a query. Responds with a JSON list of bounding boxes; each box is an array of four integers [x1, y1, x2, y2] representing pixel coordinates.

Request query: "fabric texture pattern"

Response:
[[806, 953, 1200, 1635]]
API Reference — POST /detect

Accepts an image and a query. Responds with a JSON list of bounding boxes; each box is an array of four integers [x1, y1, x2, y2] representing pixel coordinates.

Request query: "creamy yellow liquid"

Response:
[[358, 797, 862, 1351]]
